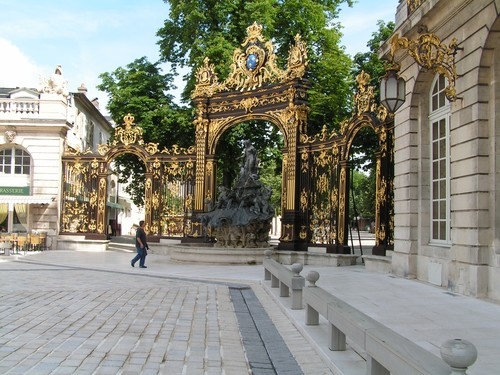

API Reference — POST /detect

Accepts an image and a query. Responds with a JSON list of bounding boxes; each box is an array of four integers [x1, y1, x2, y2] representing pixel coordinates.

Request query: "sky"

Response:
[[0, 0, 399, 114]]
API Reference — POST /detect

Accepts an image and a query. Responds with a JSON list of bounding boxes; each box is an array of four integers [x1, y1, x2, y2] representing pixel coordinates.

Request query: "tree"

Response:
[[352, 20, 395, 96], [349, 169, 376, 220], [97, 57, 193, 205], [156, 0, 354, 193]]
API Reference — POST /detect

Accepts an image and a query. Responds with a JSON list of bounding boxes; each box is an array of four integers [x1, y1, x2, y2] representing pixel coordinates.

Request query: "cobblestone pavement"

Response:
[[0, 251, 335, 375]]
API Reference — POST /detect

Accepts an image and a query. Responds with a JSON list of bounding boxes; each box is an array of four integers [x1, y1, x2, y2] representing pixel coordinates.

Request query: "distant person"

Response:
[[131, 220, 148, 268]]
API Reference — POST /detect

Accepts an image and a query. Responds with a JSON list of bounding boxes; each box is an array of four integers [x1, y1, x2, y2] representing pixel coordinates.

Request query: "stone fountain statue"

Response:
[[201, 140, 275, 248]]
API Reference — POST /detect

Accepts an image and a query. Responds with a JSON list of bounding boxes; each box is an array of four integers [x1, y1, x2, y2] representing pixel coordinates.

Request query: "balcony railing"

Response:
[[0, 99, 40, 117]]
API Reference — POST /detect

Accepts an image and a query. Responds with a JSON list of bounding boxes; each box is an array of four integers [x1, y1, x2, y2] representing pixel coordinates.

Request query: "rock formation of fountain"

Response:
[[201, 140, 275, 248]]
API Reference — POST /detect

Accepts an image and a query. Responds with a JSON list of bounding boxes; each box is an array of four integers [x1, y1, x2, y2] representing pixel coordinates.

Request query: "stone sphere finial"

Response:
[[264, 249, 273, 258], [440, 338, 477, 374], [291, 263, 303, 275], [306, 270, 320, 286]]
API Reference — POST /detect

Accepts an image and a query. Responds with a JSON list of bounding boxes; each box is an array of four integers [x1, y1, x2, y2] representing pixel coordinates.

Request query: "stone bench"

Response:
[[263, 251, 305, 309], [304, 271, 477, 375]]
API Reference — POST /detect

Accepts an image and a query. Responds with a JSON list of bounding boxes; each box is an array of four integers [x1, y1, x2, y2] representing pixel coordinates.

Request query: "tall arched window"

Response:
[[429, 74, 451, 243], [0, 146, 32, 233], [0, 147, 31, 175]]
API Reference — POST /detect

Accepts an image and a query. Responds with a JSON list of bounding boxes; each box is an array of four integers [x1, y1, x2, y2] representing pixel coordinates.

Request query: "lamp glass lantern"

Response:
[[380, 67, 406, 113]]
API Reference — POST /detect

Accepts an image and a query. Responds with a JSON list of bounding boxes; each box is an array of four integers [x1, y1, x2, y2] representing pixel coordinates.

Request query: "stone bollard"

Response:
[[263, 249, 273, 281], [290, 263, 305, 309], [291, 262, 303, 276], [306, 270, 320, 286], [440, 338, 478, 375]]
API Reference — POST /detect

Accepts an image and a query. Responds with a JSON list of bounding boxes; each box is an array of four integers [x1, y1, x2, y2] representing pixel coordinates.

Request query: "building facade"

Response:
[[0, 66, 114, 249], [380, 0, 500, 301]]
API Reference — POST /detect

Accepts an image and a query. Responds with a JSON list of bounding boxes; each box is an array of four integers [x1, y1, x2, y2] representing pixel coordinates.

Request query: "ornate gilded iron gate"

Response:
[[61, 114, 195, 239], [189, 23, 311, 250], [60, 23, 394, 254], [298, 72, 394, 254]]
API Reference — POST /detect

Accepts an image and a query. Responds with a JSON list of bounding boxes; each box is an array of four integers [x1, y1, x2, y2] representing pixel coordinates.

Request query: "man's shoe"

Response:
[[140, 266, 147, 268], [131, 262, 135, 267]]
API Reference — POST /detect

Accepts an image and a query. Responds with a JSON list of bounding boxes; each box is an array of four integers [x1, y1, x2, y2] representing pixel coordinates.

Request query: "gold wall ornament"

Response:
[[376, 104, 389, 122], [303, 124, 338, 143], [286, 34, 308, 80], [192, 57, 223, 98], [97, 177, 107, 234], [224, 22, 286, 91], [354, 71, 375, 117], [390, 33, 461, 101], [300, 149, 309, 172], [113, 113, 144, 146], [64, 145, 82, 156], [239, 97, 260, 113], [145, 143, 159, 155], [88, 219, 96, 232], [90, 159, 99, 178], [317, 173, 329, 194], [376, 224, 386, 243], [339, 119, 349, 135], [376, 176, 387, 212], [160, 144, 196, 155], [193, 22, 308, 98], [97, 143, 109, 156], [89, 191, 97, 208], [330, 187, 338, 210], [152, 158, 161, 178], [315, 148, 331, 168], [152, 191, 160, 210], [299, 225, 308, 240], [300, 189, 308, 212]]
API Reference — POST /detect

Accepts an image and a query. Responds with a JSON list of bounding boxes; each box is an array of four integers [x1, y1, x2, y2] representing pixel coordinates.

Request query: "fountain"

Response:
[[169, 140, 276, 264], [201, 140, 275, 248]]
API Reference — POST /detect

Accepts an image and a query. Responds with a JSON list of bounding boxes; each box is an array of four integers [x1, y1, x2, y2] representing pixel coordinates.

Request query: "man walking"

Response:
[[131, 220, 148, 268]]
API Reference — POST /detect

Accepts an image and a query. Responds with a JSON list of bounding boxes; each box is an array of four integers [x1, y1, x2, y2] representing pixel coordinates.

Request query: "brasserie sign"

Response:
[[0, 186, 30, 195]]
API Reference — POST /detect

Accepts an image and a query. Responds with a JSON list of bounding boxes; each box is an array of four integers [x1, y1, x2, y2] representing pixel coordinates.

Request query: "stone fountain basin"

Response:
[[168, 243, 274, 265]]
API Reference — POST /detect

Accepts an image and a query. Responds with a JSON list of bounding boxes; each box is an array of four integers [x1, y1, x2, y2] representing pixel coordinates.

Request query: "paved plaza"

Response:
[[0, 249, 332, 375], [1, 244, 499, 374]]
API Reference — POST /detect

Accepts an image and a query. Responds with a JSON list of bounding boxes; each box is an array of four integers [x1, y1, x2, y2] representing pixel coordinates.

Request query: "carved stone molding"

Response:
[[4, 127, 17, 143]]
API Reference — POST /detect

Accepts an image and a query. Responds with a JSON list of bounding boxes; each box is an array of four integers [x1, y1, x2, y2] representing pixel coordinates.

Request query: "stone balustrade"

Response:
[[263, 249, 305, 309], [0, 99, 40, 117], [302, 270, 478, 375], [261, 261, 478, 375]]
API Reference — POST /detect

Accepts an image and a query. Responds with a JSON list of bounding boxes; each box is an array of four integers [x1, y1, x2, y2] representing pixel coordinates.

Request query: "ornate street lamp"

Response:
[[380, 62, 406, 113]]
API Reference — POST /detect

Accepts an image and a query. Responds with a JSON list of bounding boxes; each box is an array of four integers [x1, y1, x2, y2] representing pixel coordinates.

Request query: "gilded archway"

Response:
[[189, 22, 310, 250], [61, 114, 196, 239]]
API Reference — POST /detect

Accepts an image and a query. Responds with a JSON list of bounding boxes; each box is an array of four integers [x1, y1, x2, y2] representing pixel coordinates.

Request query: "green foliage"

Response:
[[349, 169, 375, 219], [352, 20, 395, 94], [258, 158, 282, 215], [215, 121, 283, 190]]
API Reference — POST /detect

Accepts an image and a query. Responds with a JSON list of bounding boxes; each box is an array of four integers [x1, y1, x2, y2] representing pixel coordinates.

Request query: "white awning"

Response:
[[0, 195, 54, 204]]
